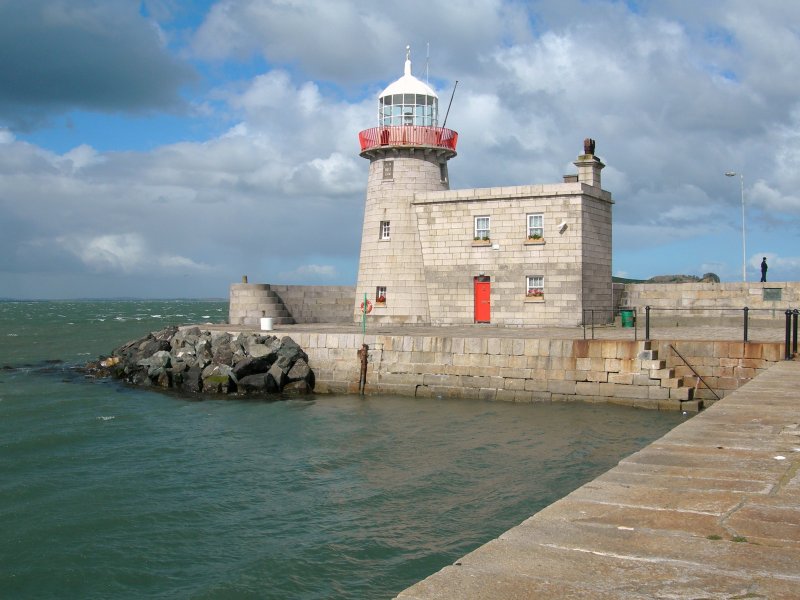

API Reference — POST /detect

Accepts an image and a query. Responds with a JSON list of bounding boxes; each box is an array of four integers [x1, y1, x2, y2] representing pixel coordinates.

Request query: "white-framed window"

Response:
[[527, 214, 544, 239], [380, 221, 390, 240], [526, 275, 544, 297], [474, 216, 490, 240], [376, 286, 387, 303]]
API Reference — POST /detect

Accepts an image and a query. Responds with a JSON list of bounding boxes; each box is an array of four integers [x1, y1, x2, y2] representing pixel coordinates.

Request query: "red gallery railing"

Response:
[[358, 126, 458, 153]]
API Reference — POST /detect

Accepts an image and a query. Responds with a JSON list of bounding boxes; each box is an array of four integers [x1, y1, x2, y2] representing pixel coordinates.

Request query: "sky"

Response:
[[1, 0, 799, 299]]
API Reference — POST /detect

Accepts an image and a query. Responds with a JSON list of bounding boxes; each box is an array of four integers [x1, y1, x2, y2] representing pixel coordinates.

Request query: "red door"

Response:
[[474, 276, 491, 323]]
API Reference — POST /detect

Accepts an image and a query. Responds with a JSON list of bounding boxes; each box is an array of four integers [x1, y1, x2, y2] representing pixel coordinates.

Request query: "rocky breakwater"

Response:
[[91, 326, 314, 396]]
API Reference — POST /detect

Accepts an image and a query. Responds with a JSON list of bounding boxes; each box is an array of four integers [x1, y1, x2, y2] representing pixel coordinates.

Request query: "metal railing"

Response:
[[583, 308, 634, 340], [669, 344, 721, 401], [583, 306, 800, 359], [358, 126, 458, 153]]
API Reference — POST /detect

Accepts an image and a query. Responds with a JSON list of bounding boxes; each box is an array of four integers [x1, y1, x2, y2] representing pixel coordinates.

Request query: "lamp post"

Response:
[[725, 171, 746, 282]]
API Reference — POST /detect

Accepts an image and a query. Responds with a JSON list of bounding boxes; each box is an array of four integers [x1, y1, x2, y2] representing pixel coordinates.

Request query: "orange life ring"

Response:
[[360, 299, 373, 314]]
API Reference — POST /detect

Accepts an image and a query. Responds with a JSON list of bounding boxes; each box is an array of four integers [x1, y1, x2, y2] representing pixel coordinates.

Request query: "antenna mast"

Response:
[[441, 80, 458, 129], [425, 42, 430, 85]]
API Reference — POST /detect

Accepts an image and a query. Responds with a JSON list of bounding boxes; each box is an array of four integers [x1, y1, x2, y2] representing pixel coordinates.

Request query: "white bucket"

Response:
[[260, 317, 273, 331]]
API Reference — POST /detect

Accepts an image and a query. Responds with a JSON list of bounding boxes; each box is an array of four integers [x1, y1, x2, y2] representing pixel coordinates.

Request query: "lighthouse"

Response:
[[354, 47, 458, 324]]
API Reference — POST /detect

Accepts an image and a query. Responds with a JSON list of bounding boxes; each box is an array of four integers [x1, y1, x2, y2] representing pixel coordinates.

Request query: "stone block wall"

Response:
[[354, 150, 449, 325], [620, 282, 800, 325], [654, 340, 784, 403], [277, 330, 783, 410], [581, 199, 613, 320], [229, 283, 354, 325], [412, 183, 613, 327], [269, 285, 355, 324]]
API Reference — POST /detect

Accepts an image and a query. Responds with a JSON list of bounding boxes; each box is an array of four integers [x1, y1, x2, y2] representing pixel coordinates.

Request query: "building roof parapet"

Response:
[[413, 182, 613, 205]]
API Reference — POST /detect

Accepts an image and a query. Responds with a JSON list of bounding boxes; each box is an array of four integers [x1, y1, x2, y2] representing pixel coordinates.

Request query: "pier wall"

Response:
[[268, 284, 355, 323], [619, 281, 800, 323], [287, 331, 784, 410], [229, 283, 354, 325]]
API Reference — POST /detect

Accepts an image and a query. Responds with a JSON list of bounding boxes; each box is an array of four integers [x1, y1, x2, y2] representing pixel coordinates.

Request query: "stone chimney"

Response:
[[573, 138, 605, 188]]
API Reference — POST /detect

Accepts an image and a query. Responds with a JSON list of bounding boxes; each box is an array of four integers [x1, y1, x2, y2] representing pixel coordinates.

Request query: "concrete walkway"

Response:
[[395, 360, 800, 599]]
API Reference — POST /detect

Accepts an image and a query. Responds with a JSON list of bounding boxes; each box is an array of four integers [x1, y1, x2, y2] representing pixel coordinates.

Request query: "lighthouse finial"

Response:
[[404, 45, 411, 76]]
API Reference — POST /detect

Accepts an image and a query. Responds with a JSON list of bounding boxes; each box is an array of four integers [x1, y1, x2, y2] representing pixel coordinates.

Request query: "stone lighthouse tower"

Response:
[[354, 47, 458, 323]]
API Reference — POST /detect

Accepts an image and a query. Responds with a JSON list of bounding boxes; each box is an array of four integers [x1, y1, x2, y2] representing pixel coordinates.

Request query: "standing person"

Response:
[[760, 257, 768, 282]]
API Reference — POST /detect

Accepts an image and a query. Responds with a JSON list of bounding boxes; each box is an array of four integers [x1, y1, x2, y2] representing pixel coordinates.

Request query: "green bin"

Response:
[[620, 309, 635, 328]]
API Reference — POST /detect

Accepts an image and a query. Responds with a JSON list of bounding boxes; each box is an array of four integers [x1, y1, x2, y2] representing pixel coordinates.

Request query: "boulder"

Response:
[[283, 380, 311, 395], [232, 356, 274, 380], [182, 366, 204, 392], [247, 336, 281, 359], [172, 327, 200, 349], [286, 358, 311, 382], [266, 362, 285, 393], [212, 343, 234, 366], [131, 370, 151, 386], [286, 358, 315, 390], [202, 364, 235, 394], [278, 336, 308, 363], [154, 368, 171, 388], [237, 373, 268, 393], [195, 339, 213, 367], [139, 337, 172, 358], [140, 350, 171, 376]]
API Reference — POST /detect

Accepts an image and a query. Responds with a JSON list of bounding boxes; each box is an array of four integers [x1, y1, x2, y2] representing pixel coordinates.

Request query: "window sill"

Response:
[[524, 296, 545, 303], [524, 238, 546, 245], [374, 301, 386, 307], [471, 240, 492, 247]]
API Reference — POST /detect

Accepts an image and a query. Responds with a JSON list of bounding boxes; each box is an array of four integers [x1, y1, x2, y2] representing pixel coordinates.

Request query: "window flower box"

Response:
[[525, 235, 545, 246], [472, 237, 492, 246], [375, 295, 386, 306], [525, 290, 545, 302]]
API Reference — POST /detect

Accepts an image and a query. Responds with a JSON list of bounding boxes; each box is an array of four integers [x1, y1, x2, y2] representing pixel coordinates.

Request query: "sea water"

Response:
[[0, 300, 686, 599]]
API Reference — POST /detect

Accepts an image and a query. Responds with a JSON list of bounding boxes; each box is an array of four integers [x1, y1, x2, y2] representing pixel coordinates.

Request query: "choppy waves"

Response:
[[0, 299, 228, 367]]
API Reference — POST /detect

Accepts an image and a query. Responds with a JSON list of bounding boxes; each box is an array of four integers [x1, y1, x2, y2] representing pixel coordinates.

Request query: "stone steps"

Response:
[[229, 284, 296, 326], [637, 340, 697, 408]]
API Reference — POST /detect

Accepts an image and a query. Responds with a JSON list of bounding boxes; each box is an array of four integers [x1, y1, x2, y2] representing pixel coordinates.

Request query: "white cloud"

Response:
[[191, 0, 521, 84], [157, 255, 211, 271], [55, 233, 211, 274], [59, 144, 104, 172], [278, 264, 338, 281], [749, 180, 800, 214], [58, 233, 147, 273]]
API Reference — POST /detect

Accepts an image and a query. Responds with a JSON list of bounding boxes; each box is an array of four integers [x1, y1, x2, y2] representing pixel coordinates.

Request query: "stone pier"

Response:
[[396, 360, 800, 599]]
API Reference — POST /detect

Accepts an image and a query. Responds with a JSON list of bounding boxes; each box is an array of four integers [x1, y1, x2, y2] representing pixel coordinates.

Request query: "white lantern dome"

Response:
[[377, 46, 439, 127]]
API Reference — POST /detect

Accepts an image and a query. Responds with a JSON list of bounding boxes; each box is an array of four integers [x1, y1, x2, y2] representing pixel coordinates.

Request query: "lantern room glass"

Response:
[[379, 94, 438, 127]]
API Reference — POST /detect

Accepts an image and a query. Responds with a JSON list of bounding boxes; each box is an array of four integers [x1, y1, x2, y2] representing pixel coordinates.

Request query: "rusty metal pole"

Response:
[[743, 306, 749, 343], [357, 344, 369, 394]]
